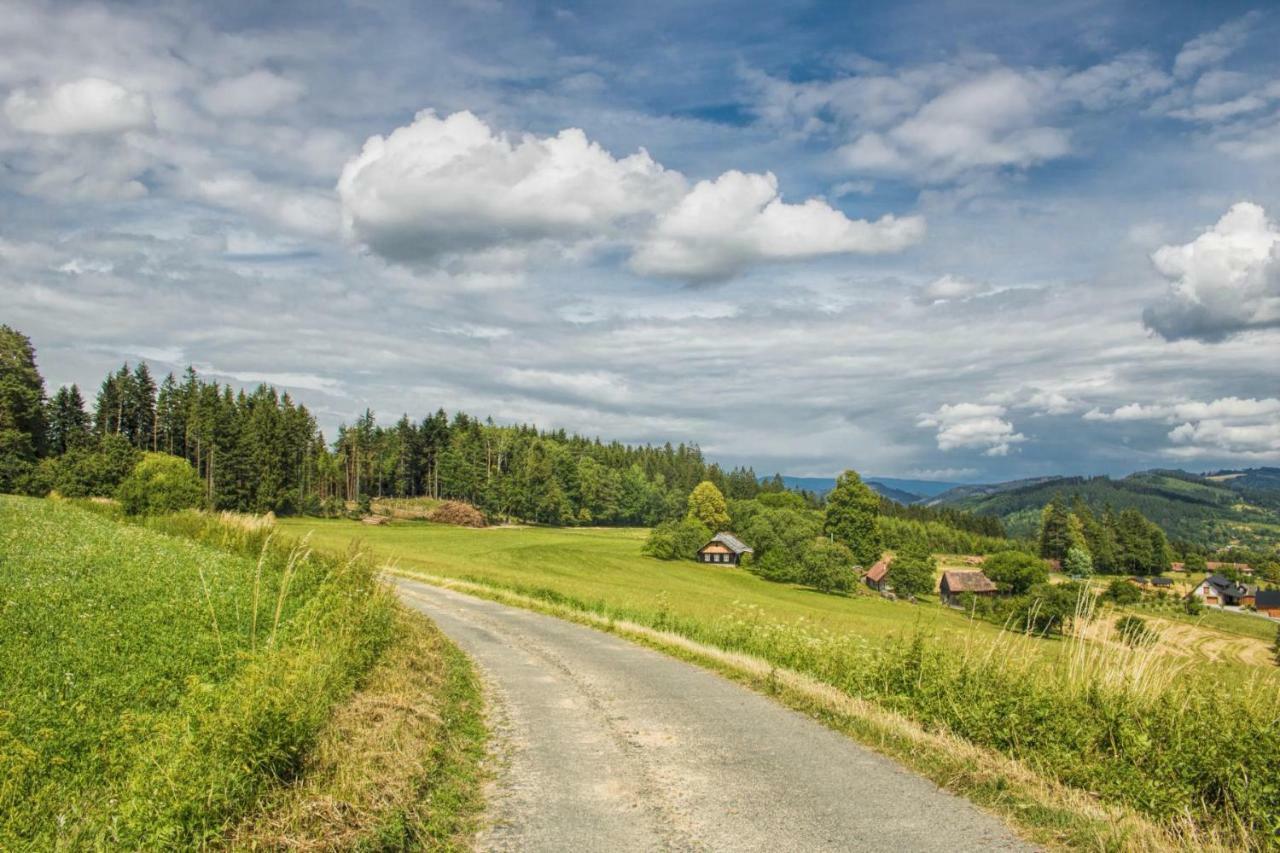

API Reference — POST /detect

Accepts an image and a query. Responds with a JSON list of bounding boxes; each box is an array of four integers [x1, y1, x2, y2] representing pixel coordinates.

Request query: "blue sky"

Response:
[[2, 0, 1278, 481]]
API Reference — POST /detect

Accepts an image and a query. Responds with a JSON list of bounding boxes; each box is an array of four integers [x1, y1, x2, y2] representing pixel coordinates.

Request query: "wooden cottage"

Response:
[[863, 556, 891, 592], [696, 532, 753, 566], [1255, 589, 1280, 618], [939, 570, 998, 607]]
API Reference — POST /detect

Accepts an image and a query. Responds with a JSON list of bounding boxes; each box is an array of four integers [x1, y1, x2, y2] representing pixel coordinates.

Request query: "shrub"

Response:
[[1105, 578, 1142, 605], [116, 453, 204, 516], [1009, 582, 1088, 635], [983, 550, 1049, 594], [1063, 546, 1093, 577], [642, 518, 709, 560], [800, 537, 856, 594], [1116, 614, 1158, 647], [1183, 595, 1204, 616], [887, 540, 936, 599], [741, 508, 821, 583]]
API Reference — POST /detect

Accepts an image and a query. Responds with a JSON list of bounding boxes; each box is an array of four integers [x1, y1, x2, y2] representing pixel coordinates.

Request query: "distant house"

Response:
[[1255, 589, 1280, 618], [864, 556, 891, 592], [1149, 577, 1174, 589], [1190, 573, 1255, 607], [1127, 576, 1150, 587], [1207, 560, 1253, 576], [696, 532, 753, 566], [940, 570, 998, 607]]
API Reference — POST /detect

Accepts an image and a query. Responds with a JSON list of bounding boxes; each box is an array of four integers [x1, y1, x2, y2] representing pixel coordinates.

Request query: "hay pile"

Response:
[[426, 501, 486, 528]]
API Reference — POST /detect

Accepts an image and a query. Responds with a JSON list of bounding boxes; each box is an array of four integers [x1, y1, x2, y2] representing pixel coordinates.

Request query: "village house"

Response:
[[1255, 589, 1280, 618], [863, 556, 891, 592], [696, 532, 753, 566], [1149, 576, 1174, 590], [1190, 573, 1255, 607], [939, 570, 998, 607]]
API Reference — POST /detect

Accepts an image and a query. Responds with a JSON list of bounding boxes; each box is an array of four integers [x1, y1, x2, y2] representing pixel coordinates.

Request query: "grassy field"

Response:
[[0, 498, 483, 849], [281, 517, 1280, 849], [279, 518, 1018, 651]]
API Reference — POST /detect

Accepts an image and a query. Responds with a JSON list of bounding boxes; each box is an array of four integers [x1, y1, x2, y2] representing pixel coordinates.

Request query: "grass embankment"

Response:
[[0, 498, 484, 849], [285, 517, 1280, 850]]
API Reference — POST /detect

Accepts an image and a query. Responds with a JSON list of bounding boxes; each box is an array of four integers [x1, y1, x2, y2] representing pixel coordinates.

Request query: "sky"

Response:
[[2, 0, 1279, 482]]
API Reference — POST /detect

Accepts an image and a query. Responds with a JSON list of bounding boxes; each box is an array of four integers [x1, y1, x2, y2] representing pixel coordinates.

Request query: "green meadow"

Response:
[[282, 516, 1280, 848], [0, 498, 482, 849]]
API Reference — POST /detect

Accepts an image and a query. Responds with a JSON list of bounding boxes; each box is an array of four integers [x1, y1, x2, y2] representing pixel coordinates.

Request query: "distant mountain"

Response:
[[866, 481, 923, 504], [928, 468, 1280, 550], [775, 475, 966, 504]]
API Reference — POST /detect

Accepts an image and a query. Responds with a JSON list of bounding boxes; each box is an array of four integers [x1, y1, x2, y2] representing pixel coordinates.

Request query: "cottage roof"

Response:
[[1206, 573, 1235, 591], [1150, 577, 1173, 587], [1128, 576, 1148, 585], [702, 532, 753, 555], [864, 557, 891, 583], [1255, 589, 1280, 609], [941, 570, 997, 594]]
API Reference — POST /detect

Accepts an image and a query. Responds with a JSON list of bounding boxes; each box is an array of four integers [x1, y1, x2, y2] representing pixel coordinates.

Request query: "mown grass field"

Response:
[[282, 517, 1280, 849], [0, 498, 483, 849]]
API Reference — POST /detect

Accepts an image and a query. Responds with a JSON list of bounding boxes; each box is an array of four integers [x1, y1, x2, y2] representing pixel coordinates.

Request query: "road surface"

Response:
[[395, 577, 1032, 852]]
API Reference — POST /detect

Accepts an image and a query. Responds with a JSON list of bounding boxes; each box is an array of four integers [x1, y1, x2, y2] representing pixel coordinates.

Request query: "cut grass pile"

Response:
[[0, 497, 482, 849], [284, 517, 1280, 849]]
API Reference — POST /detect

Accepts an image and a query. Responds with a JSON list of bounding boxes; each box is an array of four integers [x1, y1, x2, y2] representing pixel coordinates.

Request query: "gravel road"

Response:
[[395, 577, 1032, 852]]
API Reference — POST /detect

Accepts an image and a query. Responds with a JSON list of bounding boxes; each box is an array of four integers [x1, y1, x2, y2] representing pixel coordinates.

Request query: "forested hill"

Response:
[[929, 468, 1280, 549]]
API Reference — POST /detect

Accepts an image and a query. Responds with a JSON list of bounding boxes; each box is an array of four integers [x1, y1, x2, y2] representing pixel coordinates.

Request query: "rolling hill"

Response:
[[929, 467, 1280, 549], [778, 475, 964, 503]]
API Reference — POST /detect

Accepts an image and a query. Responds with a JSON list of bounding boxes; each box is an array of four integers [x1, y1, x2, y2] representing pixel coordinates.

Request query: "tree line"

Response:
[[0, 326, 772, 523]]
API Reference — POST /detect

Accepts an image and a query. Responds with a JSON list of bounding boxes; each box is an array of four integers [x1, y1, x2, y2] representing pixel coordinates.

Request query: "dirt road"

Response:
[[395, 577, 1030, 852]]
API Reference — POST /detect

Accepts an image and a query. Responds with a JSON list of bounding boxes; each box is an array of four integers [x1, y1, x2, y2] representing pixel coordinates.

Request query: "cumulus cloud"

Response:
[[4, 77, 153, 135], [1084, 397, 1280, 460], [338, 110, 922, 280], [202, 69, 304, 117], [917, 403, 1026, 456], [1142, 202, 1280, 342], [630, 170, 924, 281]]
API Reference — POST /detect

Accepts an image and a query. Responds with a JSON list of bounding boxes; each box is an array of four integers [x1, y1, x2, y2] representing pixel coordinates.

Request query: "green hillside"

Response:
[[932, 468, 1280, 549]]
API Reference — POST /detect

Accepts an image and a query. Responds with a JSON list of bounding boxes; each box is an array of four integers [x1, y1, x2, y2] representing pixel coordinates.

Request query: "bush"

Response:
[[800, 537, 856, 594], [1063, 546, 1093, 577], [1105, 578, 1142, 605], [426, 500, 487, 528], [1116, 614, 1158, 647], [1183, 595, 1204, 616], [642, 518, 710, 560], [115, 453, 203, 516], [741, 508, 821, 583], [983, 550, 1049, 594], [888, 540, 936, 599], [1010, 581, 1088, 635]]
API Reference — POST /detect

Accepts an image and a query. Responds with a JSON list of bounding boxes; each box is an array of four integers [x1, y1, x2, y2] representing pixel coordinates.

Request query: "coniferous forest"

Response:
[[0, 326, 765, 523]]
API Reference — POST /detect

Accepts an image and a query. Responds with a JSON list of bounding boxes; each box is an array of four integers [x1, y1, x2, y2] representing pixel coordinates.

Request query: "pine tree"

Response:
[[47, 385, 90, 454], [0, 325, 47, 490]]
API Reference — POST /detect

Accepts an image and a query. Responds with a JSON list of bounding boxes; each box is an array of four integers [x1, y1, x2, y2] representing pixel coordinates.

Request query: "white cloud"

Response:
[[630, 170, 924, 281], [338, 109, 685, 264], [1085, 396, 1280, 461], [4, 77, 153, 135], [1173, 13, 1260, 80], [839, 69, 1069, 182], [201, 69, 305, 117], [339, 110, 922, 280], [916, 274, 987, 304], [1143, 202, 1280, 341], [917, 402, 1026, 456]]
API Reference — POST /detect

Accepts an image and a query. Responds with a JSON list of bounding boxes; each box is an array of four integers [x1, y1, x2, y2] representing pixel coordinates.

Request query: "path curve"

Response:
[[395, 577, 1031, 852]]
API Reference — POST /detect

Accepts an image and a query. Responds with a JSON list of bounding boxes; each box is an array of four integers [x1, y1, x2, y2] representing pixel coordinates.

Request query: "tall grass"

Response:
[[450, 574, 1280, 847], [0, 498, 396, 848]]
